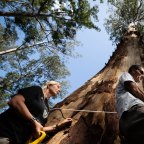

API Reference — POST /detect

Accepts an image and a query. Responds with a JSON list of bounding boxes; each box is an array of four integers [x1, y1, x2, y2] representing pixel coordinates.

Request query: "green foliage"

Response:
[[0, 51, 70, 98], [104, 0, 144, 44], [0, 0, 100, 47], [0, 0, 100, 104]]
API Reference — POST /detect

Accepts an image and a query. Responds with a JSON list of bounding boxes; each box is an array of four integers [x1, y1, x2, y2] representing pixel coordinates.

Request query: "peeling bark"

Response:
[[45, 26, 144, 144]]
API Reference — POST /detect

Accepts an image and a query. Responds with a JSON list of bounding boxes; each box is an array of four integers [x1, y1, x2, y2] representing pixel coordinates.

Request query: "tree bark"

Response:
[[45, 27, 144, 144]]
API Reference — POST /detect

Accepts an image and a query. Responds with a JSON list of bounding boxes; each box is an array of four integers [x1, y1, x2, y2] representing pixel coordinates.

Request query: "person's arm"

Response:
[[124, 81, 144, 102], [8, 94, 43, 135], [43, 125, 56, 133], [43, 118, 72, 133]]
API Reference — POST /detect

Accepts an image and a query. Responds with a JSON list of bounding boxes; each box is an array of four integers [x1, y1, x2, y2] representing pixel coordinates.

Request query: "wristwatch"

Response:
[[31, 116, 38, 121]]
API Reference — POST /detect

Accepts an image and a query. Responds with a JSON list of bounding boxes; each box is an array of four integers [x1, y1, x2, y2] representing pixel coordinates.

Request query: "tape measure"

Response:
[[29, 131, 46, 144]]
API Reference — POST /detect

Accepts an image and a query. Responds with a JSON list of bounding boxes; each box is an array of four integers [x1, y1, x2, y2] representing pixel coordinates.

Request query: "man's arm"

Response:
[[8, 95, 43, 135], [8, 95, 34, 120], [43, 118, 72, 133], [124, 81, 144, 102]]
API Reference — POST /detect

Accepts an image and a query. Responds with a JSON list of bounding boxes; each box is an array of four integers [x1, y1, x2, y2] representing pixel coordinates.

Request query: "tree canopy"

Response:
[[0, 0, 100, 53], [0, 0, 101, 102], [104, 0, 144, 44]]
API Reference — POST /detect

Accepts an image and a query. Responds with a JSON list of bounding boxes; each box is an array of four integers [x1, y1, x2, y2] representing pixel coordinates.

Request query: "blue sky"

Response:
[[65, 2, 115, 96]]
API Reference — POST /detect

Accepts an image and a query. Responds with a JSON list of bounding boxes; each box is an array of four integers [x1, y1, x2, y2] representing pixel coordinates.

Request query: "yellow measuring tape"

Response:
[[28, 131, 46, 144]]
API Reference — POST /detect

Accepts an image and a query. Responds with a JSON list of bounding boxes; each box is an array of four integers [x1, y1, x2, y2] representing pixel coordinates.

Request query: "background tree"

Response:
[[104, 0, 144, 44], [0, 0, 100, 103]]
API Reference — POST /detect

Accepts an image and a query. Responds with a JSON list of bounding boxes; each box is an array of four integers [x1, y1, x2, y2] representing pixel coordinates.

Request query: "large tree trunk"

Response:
[[45, 26, 144, 144]]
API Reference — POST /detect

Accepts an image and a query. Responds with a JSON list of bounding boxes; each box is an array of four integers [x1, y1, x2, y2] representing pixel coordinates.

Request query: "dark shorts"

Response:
[[120, 104, 144, 144]]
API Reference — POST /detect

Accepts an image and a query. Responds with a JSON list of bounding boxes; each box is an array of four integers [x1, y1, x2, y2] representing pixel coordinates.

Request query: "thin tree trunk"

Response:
[[0, 11, 52, 17], [0, 41, 48, 55], [0, 11, 65, 17]]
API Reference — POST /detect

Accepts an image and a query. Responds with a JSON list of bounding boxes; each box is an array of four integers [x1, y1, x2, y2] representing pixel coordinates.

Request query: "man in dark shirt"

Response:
[[0, 81, 72, 144]]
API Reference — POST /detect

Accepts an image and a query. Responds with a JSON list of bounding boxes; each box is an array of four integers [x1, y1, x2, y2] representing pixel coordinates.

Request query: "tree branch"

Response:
[[0, 41, 48, 55], [37, 0, 50, 14], [0, 11, 52, 17], [0, 11, 65, 17]]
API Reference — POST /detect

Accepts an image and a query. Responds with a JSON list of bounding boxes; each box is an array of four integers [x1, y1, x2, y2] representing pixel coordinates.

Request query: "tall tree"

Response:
[[0, 0, 100, 101], [42, 1, 144, 143], [44, 17, 144, 144], [44, 24, 144, 144]]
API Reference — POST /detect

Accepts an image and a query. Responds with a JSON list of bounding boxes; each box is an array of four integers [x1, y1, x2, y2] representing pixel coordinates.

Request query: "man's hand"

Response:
[[31, 119, 44, 137]]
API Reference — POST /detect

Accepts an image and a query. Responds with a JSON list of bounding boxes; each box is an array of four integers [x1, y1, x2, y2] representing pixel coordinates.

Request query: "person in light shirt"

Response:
[[116, 65, 144, 144]]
